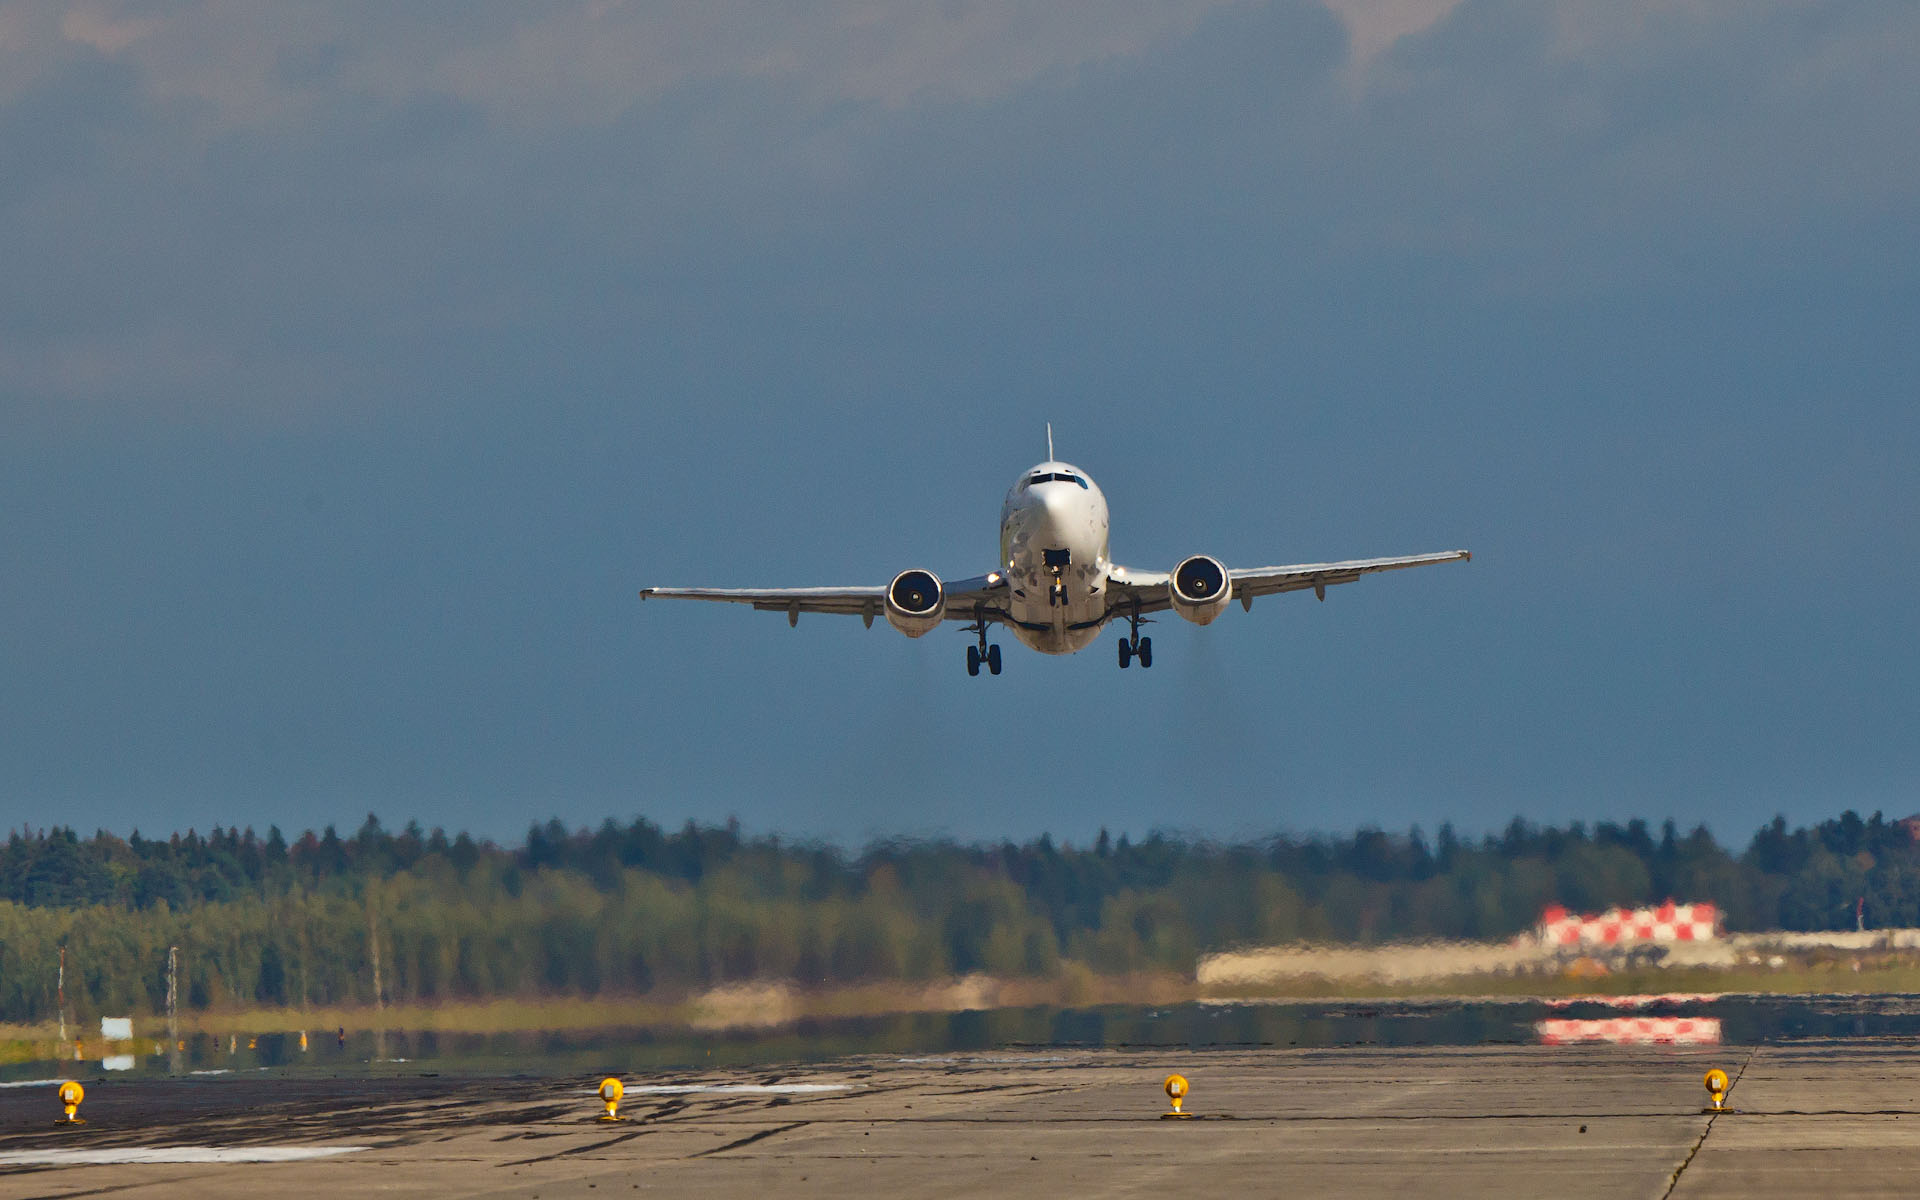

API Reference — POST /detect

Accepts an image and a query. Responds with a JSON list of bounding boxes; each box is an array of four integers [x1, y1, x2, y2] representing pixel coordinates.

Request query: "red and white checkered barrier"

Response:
[[1536, 1017, 1722, 1046], [1544, 993, 1718, 1010], [1538, 901, 1719, 947]]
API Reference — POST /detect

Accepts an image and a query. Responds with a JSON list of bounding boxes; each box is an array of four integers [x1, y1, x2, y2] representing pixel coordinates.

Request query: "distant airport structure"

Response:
[[1193, 899, 1920, 991], [1536, 902, 1721, 948]]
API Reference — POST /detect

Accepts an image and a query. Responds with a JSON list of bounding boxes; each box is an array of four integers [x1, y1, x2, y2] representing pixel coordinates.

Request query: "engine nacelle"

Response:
[[884, 568, 946, 637], [1169, 555, 1231, 625]]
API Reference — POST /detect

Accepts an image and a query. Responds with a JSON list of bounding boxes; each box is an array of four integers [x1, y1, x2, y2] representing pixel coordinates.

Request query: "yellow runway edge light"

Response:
[[55, 1080, 85, 1126], [1703, 1068, 1731, 1113], [598, 1077, 624, 1122], [1161, 1073, 1194, 1120]]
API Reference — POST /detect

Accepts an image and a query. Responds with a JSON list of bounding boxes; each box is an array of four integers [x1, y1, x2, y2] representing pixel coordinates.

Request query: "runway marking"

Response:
[[0, 1146, 369, 1165], [898, 1055, 1067, 1064], [617, 1084, 852, 1095], [0, 1078, 68, 1089]]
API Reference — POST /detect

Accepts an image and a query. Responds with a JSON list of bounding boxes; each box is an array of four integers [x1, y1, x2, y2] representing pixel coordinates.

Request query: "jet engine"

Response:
[[884, 569, 946, 637], [1168, 554, 1231, 625]]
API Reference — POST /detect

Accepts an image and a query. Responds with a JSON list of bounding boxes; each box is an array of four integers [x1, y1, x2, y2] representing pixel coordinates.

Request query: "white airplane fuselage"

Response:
[[998, 460, 1113, 654]]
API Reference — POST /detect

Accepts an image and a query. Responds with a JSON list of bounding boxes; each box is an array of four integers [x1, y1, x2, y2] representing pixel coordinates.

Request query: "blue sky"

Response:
[[3, 1, 1917, 845]]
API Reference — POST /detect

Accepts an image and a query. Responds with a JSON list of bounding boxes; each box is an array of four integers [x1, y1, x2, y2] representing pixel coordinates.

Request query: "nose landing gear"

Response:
[[964, 612, 1001, 677], [1043, 548, 1071, 608]]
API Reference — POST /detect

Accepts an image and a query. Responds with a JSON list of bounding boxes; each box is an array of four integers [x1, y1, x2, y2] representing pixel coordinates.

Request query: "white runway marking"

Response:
[[0, 1078, 68, 1089], [0, 1146, 369, 1166], [897, 1055, 1066, 1064], [617, 1083, 852, 1095]]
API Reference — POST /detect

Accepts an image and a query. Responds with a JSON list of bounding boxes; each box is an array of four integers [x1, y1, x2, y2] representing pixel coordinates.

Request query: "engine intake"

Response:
[[885, 569, 946, 637], [1169, 555, 1231, 625]]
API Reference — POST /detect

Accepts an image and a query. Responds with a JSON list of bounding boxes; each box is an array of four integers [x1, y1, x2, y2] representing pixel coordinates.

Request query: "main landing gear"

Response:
[[1117, 604, 1152, 669], [965, 611, 1001, 677]]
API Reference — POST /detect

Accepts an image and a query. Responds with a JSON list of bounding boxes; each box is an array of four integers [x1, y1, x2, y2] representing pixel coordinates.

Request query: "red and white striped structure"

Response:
[[1537, 901, 1719, 948], [1543, 993, 1718, 1010], [1537, 1016, 1722, 1046]]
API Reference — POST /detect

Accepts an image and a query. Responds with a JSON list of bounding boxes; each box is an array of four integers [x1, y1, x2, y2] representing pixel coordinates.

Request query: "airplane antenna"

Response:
[[1046, 423, 1054, 461]]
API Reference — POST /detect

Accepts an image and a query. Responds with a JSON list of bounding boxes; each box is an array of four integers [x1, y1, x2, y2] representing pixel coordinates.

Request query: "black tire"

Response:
[[1117, 637, 1132, 668], [986, 644, 1002, 675], [966, 645, 981, 676], [1138, 637, 1153, 669]]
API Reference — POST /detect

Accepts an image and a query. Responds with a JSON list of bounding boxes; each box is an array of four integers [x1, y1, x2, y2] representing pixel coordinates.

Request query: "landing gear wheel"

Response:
[[1137, 637, 1152, 669], [1118, 637, 1132, 668], [986, 644, 1002, 675], [967, 645, 981, 676]]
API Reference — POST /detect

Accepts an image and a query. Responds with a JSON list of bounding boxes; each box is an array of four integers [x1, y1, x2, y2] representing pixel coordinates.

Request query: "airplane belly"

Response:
[[1005, 594, 1107, 655], [1002, 538, 1110, 655]]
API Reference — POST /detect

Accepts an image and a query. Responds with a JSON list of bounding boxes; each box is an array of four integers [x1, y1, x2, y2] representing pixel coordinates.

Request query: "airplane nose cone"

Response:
[[1036, 484, 1078, 530]]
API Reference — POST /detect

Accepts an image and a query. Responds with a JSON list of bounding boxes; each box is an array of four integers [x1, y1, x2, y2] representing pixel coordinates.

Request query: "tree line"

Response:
[[0, 810, 1915, 1022]]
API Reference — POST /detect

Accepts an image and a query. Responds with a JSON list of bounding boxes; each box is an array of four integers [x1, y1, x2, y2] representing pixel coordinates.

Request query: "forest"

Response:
[[0, 809, 1915, 1022]]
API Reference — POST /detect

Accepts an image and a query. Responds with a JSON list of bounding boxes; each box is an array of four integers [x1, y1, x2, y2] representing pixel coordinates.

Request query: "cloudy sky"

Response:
[[3, 1, 1916, 845]]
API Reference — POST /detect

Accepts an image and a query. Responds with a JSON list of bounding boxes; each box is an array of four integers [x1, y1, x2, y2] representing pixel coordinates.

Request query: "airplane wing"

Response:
[[1105, 550, 1470, 615], [640, 574, 1009, 627]]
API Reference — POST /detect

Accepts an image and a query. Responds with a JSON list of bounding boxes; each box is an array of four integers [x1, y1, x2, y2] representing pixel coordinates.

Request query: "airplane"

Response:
[[640, 432, 1469, 675]]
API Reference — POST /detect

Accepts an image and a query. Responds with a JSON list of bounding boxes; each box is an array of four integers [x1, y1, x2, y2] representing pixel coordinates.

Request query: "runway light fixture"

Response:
[[55, 1080, 85, 1126], [1703, 1068, 1731, 1113], [1161, 1074, 1194, 1120], [598, 1077, 624, 1122]]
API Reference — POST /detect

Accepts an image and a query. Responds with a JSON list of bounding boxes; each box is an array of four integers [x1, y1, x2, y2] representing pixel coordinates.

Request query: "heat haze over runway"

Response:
[[5, 1044, 1918, 1198]]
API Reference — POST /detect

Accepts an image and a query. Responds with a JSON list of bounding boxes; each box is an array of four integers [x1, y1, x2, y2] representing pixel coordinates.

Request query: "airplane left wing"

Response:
[[640, 574, 1009, 627], [1105, 550, 1470, 615]]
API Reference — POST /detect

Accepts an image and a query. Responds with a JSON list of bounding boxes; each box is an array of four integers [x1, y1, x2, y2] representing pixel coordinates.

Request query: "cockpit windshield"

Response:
[[1026, 471, 1088, 489]]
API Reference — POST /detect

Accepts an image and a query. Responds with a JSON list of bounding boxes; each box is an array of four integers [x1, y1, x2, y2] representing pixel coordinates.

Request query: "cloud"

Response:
[[59, 4, 160, 55], [22, 2, 1243, 132], [1322, 0, 1463, 66], [2, 1, 1916, 431]]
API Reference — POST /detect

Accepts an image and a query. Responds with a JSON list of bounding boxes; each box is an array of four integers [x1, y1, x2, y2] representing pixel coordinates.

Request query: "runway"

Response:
[[3, 1044, 1917, 1198]]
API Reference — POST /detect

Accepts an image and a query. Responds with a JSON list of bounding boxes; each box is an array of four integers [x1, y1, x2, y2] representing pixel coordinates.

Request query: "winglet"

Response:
[[1046, 422, 1054, 461]]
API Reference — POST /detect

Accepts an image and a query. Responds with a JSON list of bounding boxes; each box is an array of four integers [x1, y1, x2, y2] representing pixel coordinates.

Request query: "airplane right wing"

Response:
[[640, 573, 1010, 627]]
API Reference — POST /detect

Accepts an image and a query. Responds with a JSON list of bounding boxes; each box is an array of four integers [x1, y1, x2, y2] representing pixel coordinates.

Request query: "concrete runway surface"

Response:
[[2, 1044, 1917, 1198]]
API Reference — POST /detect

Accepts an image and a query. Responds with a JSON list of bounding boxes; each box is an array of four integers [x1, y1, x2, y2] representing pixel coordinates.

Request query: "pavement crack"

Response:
[[692, 1121, 807, 1158], [500, 1129, 652, 1166], [1661, 1044, 1760, 1199]]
